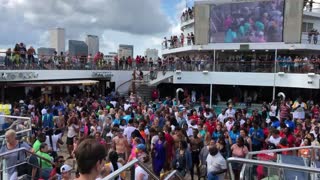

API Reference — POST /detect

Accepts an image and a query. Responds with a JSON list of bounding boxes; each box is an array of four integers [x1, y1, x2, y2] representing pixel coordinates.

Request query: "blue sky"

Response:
[[162, 0, 194, 18]]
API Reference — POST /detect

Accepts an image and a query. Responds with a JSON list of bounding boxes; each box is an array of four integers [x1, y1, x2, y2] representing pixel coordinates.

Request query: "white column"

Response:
[[209, 84, 213, 108], [272, 49, 278, 100]]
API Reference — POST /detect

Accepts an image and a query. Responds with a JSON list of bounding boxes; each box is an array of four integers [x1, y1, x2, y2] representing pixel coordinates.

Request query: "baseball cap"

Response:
[[136, 144, 146, 151], [60, 164, 72, 173]]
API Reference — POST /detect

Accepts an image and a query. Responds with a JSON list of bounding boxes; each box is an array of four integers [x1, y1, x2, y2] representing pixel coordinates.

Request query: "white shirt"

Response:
[[269, 105, 277, 117], [124, 103, 131, 111], [226, 108, 236, 117], [226, 121, 234, 132], [217, 113, 227, 123], [123, 126, 136, 143], [268, 135, 281, 146], [135, 166, 148, 180], [45, 133, 62, 152], [151, 135, 159, 149], [206, 152, 227, 180], [186, 127, 194, 137], [67, 124, 79, 138], [110, 101, 117, 107]]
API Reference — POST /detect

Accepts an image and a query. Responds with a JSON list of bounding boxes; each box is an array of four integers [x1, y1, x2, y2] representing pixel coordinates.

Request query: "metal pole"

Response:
[[210, 84, 213, 108], [213, 49, 216, 71], [272, 49, 277, 100]]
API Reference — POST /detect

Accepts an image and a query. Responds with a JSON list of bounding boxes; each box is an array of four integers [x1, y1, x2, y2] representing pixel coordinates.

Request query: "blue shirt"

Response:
[[229, 131, 240, 145], [42, 113, 54, 129], [249, 127, 264, 145], [113, 119, 120, 125], [123, 115, 131, 123], [212, 131, 222, 141], [271, 120, 280, 129], [285, 120, 295, 131]]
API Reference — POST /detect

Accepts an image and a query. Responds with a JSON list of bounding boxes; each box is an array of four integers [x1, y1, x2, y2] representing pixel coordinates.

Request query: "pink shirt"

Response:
[[231, 144, 248, 158]]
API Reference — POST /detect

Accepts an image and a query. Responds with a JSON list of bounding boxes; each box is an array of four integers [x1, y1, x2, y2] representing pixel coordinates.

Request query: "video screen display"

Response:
[[209, 0, 284, 43]]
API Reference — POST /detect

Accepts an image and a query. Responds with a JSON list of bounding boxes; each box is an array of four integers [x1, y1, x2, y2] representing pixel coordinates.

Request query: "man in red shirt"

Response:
[[205, 118, 216, 136], [189, 111, 200, 125]]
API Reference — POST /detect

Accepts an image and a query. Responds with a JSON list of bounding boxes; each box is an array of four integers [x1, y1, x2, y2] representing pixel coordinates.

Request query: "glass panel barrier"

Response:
[[228, 157, 320, 180]]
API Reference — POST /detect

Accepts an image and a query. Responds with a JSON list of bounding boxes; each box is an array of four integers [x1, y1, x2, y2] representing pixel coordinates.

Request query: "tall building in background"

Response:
[[118, 44, 134, 58], [104, 52, 118, 63], [37, 47, 56, 56], [144, 48, 159, 62], [85, 35, 99, 56], [50, 28, 65, 54], [68, 40, 88, 57]]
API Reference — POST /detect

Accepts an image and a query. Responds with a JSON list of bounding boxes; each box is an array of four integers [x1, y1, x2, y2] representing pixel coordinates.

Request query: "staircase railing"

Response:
[[0, 147, 54, 180], [236, 146, 320, 180], [103, 158, 182, 180], [115, 68, 159, 96], [227, 157, 320, 180], [103, 158, 158, 180], [0, 115, 32, 139]]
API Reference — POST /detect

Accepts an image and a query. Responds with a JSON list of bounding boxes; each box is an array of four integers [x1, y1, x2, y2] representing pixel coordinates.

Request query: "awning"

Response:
[[9, 80, 99, 86]]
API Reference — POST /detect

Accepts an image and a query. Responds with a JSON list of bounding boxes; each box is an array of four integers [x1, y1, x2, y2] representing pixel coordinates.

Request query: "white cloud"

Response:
[[0, 0, 185, 56]]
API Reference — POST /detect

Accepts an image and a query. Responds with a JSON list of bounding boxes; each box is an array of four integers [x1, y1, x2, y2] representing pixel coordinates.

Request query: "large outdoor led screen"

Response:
[[209, 0, 284, 43]]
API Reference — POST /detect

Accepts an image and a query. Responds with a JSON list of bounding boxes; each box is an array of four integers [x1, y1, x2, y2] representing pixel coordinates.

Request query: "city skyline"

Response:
[[0, 0, 195, 56]]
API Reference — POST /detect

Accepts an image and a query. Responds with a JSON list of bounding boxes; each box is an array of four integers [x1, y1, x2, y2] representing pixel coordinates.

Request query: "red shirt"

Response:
[[312, 107, 320, 119], [189, 115, 200, 124], [165, 132, 174, 159], [205, 121, 216, 135]]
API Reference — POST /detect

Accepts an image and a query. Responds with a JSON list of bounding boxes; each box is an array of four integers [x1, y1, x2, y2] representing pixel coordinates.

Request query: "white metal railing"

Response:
[[103, 158, 182, 180], [227, 157, 320, 180], [237, 146, 320, 180], [0, 114, 32, 139], [0, 147, 54, 180]]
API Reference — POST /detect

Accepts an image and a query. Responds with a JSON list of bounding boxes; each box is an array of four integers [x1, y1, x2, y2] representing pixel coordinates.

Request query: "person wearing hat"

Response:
[[226, 104, 235, 117], [135, 145, 149, 180], [60, 164, 72, 180], [225, 115, 235, 132]]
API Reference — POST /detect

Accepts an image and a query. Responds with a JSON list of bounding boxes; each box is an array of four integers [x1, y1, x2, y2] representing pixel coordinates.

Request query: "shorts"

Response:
[[66, 136, 74, 145]]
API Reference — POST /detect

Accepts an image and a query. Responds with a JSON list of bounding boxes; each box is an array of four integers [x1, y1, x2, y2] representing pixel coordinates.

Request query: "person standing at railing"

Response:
[[5, 48, 12, 68], [187, 33, 191, 46], [180, 33, 185, 47], [314, 30, 318, 44], [13, 43, 20, 68], [19, 43, 27, 69], [128, 56, 133, 70], [0, 129, 32, 180], [27, 46, 35, 69], [191, 32, 195, 45]]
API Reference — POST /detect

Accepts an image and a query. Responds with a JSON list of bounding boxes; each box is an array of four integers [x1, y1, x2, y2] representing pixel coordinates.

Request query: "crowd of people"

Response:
[[181, 7, 194, 23], [3, 43, 320, 75], [0, 85, 320, 180], [210, 0, 284, 43], [308, 29, 319, 44], [163, 32, 195, 49]]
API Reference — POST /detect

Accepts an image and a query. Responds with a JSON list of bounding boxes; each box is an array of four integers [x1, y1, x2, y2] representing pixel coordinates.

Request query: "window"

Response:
[[302, 22, 314, 32]]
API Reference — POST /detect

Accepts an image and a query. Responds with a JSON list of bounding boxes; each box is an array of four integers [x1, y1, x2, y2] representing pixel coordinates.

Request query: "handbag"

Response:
[[16, 142, 29, 176]]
